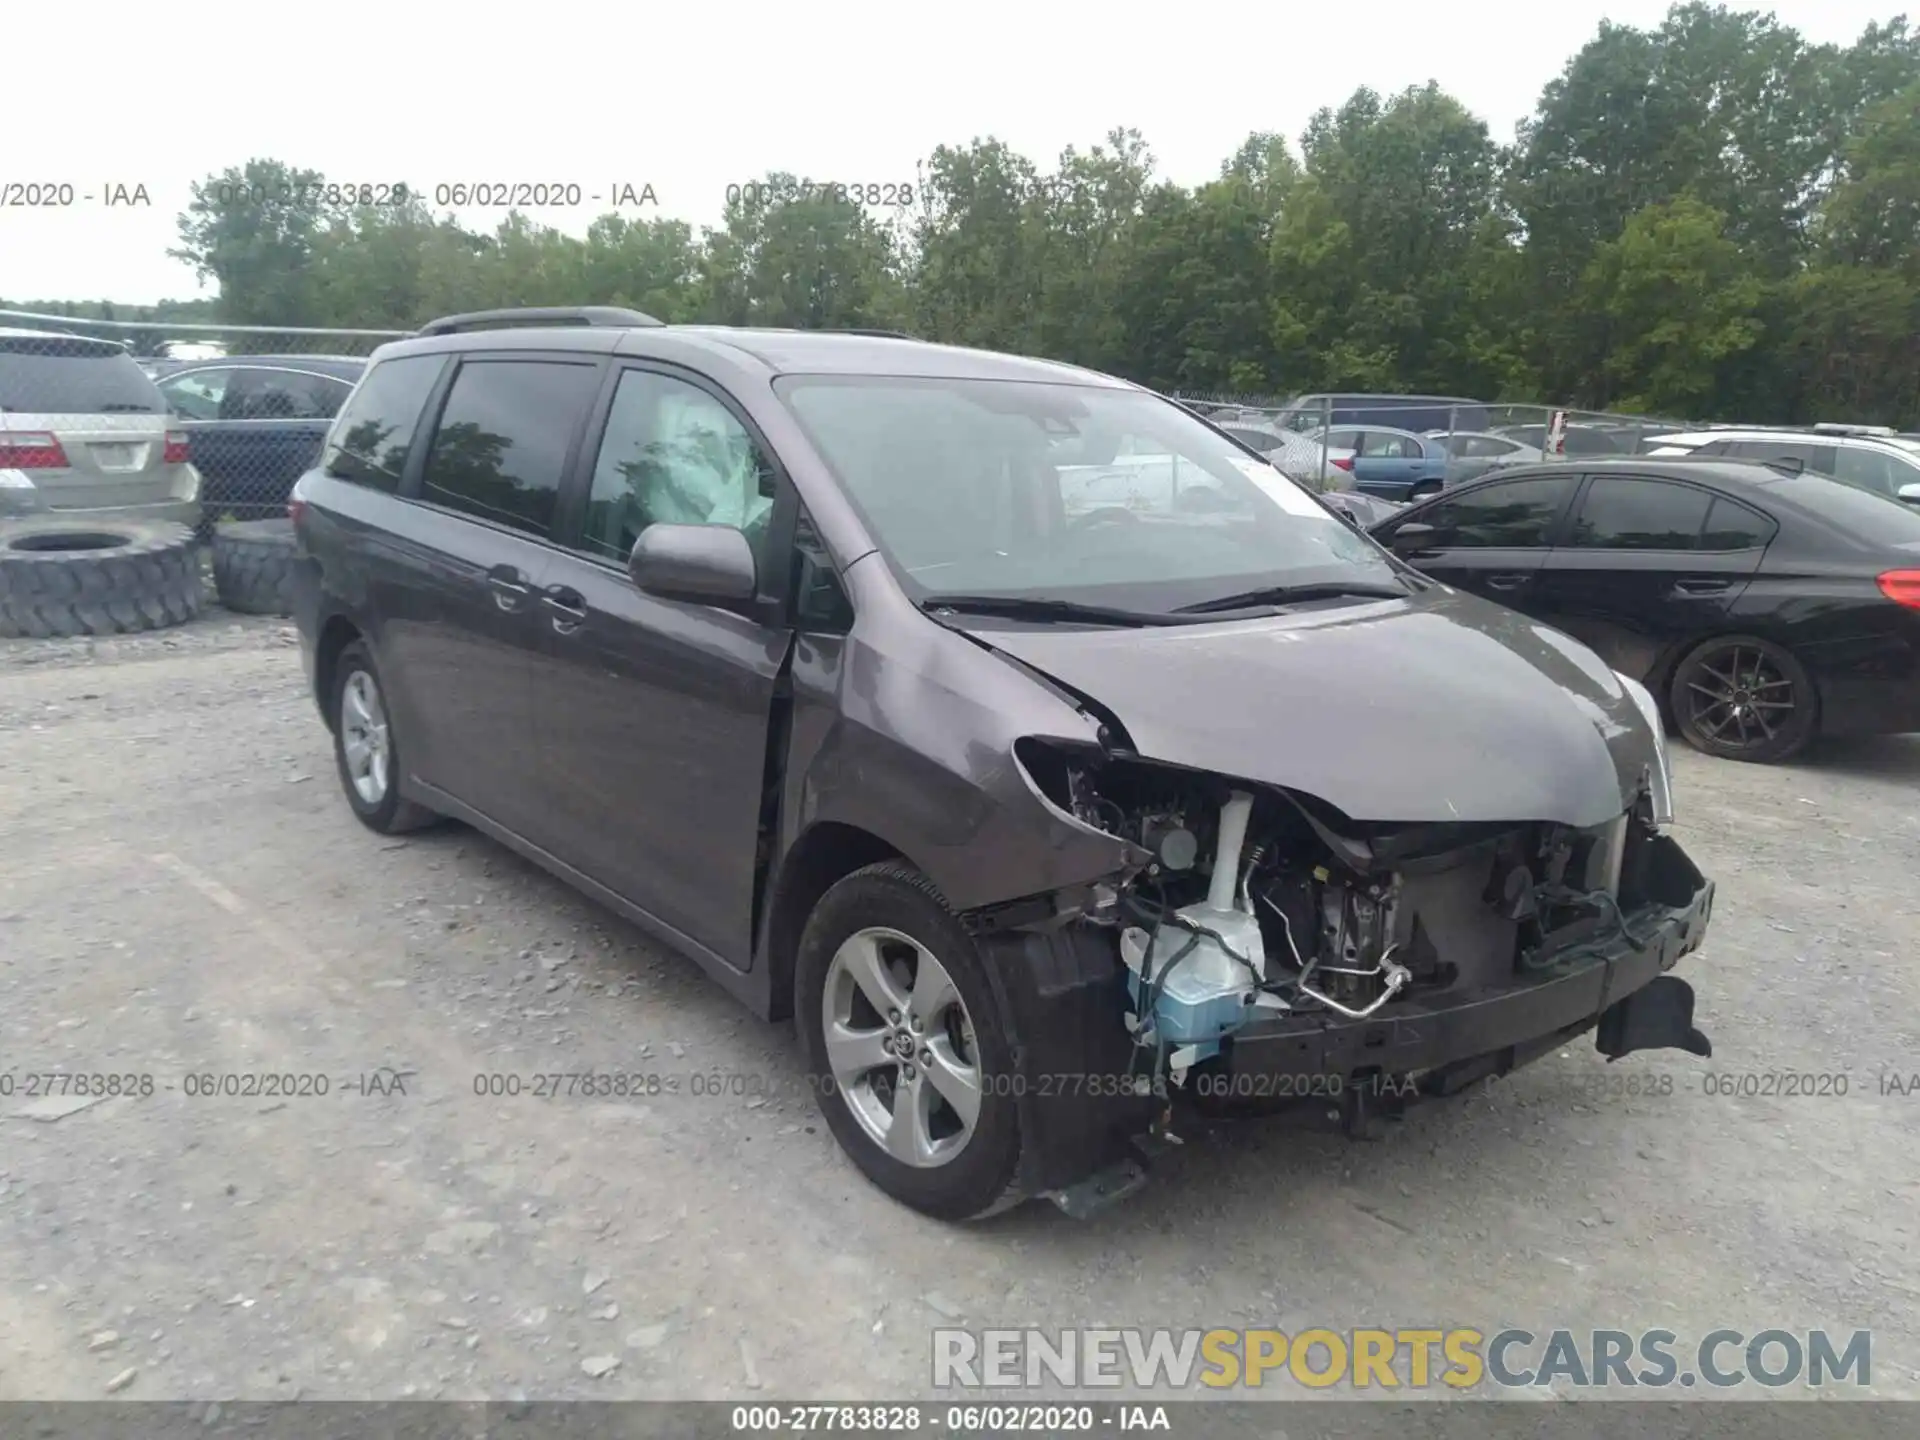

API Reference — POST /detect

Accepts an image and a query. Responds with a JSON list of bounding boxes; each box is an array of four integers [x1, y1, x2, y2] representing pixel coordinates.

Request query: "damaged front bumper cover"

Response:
[[982, 833, 1715, 1206]]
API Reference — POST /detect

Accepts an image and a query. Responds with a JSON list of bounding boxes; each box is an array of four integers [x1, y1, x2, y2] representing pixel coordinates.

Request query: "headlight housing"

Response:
[[1615, 671, 1674, 831]]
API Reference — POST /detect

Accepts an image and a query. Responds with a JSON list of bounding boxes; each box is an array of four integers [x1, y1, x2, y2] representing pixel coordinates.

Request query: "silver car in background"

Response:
[[0, 330, 201, 527], [1213, 422, 1358, 490]]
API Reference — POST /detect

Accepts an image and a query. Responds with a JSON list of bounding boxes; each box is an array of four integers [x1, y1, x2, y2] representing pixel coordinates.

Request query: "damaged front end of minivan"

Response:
[[966, 736, 1715, 1215]]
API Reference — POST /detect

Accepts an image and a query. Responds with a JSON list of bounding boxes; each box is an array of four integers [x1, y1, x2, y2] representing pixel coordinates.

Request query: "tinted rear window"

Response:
[[322, 354, 447, 490], [0, 339, 162, 414]]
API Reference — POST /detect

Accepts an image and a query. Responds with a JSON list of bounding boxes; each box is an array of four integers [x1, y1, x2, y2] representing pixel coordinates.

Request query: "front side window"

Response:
[[158, 367, 232, 420], [776, 376, 1400, 612], [323, 353, 447, 492], [1417, 475, 1575, 548], [420, 359, 600, 535], [581, 369, 777, 566], [1567, 477, 1713, 550]]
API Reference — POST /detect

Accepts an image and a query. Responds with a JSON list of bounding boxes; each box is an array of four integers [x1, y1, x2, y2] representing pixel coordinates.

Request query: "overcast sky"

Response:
[[2, 0, 1903, 307]]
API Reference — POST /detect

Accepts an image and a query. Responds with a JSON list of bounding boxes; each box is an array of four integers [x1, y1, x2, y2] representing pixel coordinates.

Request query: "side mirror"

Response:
[[628, 524, 758, 609], [1899, 483, 1920, 506], [1385, 521, 1444, 556]]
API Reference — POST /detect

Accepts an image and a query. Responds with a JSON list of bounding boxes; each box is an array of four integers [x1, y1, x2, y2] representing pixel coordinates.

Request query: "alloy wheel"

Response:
[[1681, 643, 1796, 753], [340, 670, 391, 805], [822, 926, 982, 1168]]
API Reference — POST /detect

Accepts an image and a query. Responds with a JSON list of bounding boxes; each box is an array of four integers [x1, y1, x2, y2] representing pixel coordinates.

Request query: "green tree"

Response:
[[171, 159, 343, 325], [699, 173, 907, 330], [1576, 196, 1765, 415], [1269, 84, 1507, 395], [910, 140, 1050, 351]]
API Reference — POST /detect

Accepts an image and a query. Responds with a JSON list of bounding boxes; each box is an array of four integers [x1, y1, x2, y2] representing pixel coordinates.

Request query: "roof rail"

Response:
[[833, 328, 914, 339], [415, 306, 665, 337], [1811, 422, 1896, 437]]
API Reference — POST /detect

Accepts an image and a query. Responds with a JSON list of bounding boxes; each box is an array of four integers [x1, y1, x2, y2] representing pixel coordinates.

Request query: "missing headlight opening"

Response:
[[1014, 739, 1692, 1097]]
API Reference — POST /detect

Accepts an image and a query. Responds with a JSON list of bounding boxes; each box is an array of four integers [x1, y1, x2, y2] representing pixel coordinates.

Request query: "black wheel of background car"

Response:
[[0, 518, 203, 639], [1407, 481, 1443, 502], [210, 519, 298, 617], [1668, 634, 1818, 763], [795, 861, 1023, 1220], [329, 639, 440, 834]]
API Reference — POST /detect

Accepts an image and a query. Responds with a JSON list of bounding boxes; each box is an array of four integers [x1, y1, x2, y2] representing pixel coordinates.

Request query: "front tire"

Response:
[[796, 862, 1022, 1220], [330, 639, 439, 834], [1668, 634, 1817, 763]]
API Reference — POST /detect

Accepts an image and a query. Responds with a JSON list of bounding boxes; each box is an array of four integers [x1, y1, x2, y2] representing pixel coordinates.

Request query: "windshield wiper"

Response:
[[1170, 580, 1413, 615], [918, 594, 1193, 627]]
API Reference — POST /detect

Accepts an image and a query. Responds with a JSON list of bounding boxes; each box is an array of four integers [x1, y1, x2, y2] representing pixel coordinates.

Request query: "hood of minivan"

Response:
[[961, 590, 1661, 829]]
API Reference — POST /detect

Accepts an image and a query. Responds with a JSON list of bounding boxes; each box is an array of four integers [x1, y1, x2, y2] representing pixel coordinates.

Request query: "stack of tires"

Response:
[[0, 516, 301, 639]]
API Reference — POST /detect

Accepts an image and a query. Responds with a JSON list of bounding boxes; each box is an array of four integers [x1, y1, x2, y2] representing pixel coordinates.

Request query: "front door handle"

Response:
[[1484, 573, 1530, 592], [486, 564, 530, 611], [1674, 577, 1731, 595], [542, 584, 588, 633]]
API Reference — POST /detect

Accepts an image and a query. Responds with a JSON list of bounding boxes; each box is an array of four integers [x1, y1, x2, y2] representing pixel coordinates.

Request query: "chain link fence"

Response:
[[0, 309, 408, 531]]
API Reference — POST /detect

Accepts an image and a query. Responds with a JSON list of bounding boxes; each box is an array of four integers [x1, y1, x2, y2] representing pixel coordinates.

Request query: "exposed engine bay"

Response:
[[1017, 742, 1680, 1092]]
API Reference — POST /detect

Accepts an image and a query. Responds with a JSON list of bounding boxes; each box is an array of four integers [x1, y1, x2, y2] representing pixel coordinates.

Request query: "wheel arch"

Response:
[[1645, 623, 1803, 722], [760, 820, 905, 1022], [313, 612, 364, 731]]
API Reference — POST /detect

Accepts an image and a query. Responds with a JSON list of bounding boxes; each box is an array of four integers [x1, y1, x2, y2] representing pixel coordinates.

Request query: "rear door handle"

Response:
[[542, 584, 588, 632], [486, 564, 530, 611], [1674, 577, 1732, 595], [1484, 573, 1530, 591]]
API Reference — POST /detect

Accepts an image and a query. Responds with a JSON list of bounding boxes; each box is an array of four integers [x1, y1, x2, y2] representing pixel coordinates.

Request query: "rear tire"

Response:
[[329, 639, 440, 834], [0, 518, 202, 638], [1406, 481, 1443, 502], [796, 862, 1023, 1220], [1668, 634, 1817, 763]]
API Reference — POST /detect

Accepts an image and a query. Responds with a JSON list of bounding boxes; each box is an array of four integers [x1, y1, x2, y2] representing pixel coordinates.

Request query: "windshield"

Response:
[[775, 376, 1403, 613]]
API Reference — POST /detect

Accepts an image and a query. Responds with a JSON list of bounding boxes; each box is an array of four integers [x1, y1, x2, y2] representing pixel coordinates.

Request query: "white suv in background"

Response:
[[1647, 425, 1920, 505], [0, 330, 201, 527]]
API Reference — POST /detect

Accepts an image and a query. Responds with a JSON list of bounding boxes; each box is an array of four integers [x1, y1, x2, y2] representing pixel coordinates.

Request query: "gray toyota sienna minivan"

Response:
[[291, 307, 1715, 1220]]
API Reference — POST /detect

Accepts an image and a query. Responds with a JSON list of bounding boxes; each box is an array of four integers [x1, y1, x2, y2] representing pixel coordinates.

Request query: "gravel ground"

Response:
[[1, 611, 1917, 1406]]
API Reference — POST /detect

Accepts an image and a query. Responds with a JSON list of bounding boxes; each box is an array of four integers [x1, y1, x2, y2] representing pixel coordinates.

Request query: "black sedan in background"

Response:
[[1371, 458, 1920, 762], [149, 355, 367, 523]]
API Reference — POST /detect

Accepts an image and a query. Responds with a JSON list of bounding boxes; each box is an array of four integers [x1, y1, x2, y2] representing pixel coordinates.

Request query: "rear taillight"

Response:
[[1331, 455, 1353, 471], [0, 432, 69, 468], [1877, 570, 1920, 610], [163, 430, 190, 465]]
